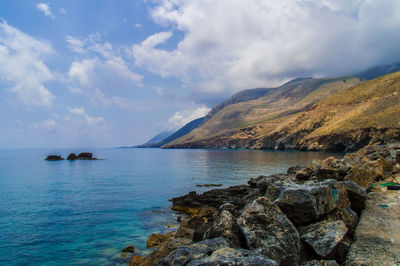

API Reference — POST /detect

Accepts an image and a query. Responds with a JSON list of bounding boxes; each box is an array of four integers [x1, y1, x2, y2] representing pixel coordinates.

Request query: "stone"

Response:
[[340, 181, 367, 215], [203, 210, 239, 246], [219, 202, 237, 216], [296, 167, 314, 181], [140, 238, 192, 266], [266, 179, 344, 225], [304, 260, 339, 266], [77, 152, 93, 159], [188, 247, 278, 266], [287, 166, 302, 175], [158, 238, 231, 266], [122, 245, 135, 253], [129, 255, 142, 266], [237, 197, 300, 265], [316, 168, 347, 181], [326, 207, 358, 236], [396, 150, 400, 163], [299, 220, 348, 258], [146, 232, 174, 248], [171, 185, 260, 211], [66, 153, 78, 160], [45, 155, 64, 161]]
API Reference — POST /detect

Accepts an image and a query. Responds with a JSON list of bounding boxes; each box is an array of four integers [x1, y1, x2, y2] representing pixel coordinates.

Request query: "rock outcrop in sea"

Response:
[[131, 144, 400, 265]]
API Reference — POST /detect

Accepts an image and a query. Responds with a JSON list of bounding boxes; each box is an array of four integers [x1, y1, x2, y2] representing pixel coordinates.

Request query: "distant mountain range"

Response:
[[135, 63, 400, 152]]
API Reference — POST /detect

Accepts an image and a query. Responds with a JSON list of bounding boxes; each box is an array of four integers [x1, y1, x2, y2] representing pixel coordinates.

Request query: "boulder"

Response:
[[203, 210, 239, 246], [219, 202, 237, 216], [67, 153, 78, 160], [140, 238, 192, 266], [77, 152, 93, 159], [340, 181, 367, 215], [266, 179, 345, 225], [122, 245, 135, 253], [188, 247, 278, 265], [299, 220, 348, 258], [146, 232, 174, 248], [129, 255, 142, 266], [237, 197, 300, 265], [45, 155, 64, 161], [296, 166, 314, 181], [171, 185, 260, 211], [158, 238, 230, 266]]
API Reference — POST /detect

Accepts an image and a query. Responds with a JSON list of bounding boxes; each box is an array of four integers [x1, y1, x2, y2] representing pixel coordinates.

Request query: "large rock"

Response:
[[67, 153, 78, 160], [45, 155, 64, 161], [147, 232, 175, 248], [171, 185, 260, 211], [299, 220, 348, 258], [340, 181, 367, 215], [158, 238, 231, 266], [265, 179, 345, 225], [77, 152, 93, 159], [237, 197, 300, 265], [203, 210, 239, 246], [188, 247, 278, 266]]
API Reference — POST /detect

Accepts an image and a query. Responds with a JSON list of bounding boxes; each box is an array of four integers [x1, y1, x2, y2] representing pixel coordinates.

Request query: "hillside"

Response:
[[135, 117, 205, 148], [163, 76, 365, 149]]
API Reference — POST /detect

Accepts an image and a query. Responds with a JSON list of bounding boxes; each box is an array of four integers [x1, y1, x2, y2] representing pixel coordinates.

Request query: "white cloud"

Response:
[[31, 118, 57, 130], [60, 8, 66, 14], [135, 23, 142, 28], [168, 106, 210, 129], [0, 20, 54, 106], [68, 107, 106, 127], [132, 0, 400, 99], [36, 3, 55, 19], [66, 35, 85, 53]]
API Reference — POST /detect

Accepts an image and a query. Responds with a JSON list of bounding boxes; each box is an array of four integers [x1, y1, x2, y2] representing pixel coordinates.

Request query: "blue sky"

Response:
[[0, 0, 399, 148]]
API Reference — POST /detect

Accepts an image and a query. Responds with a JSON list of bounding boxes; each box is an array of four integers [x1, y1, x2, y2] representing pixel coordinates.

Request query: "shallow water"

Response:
[[0, 148, 341, 265]]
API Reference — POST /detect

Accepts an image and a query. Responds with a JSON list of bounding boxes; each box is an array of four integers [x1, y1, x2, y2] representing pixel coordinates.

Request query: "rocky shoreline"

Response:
[[128, 144, 400, 265]]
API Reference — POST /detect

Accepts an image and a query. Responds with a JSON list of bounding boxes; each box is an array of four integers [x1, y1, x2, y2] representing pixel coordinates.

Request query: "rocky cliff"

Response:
[[164, 72, 400, 152]]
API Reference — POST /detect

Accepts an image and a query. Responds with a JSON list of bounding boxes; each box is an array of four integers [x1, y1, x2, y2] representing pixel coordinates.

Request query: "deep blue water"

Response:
[[0, 148, 340, 265]]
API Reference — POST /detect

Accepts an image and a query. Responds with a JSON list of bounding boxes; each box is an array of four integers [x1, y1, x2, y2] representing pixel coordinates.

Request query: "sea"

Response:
[[0, 148, 341, 265]]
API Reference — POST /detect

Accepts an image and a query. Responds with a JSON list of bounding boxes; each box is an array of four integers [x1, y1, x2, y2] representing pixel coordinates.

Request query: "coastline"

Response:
[[128, 144, 400, 265]]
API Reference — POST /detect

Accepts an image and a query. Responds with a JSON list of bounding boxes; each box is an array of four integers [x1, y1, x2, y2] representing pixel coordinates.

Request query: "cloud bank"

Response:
[[133, 0, 400, 101], [0, 21, 54, 106]]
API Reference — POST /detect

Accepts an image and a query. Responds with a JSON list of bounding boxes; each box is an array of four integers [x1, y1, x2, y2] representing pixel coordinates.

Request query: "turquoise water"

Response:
[[0, 148, 340, 265]]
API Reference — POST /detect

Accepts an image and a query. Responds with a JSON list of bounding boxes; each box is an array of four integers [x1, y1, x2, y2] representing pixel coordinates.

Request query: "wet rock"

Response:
[[45, 155, 64, 161], [203, 210, 239, 246], [340, 181, 367, 215], [219, 202, 237, 216], [237, 197, 300, 265], [188, 247, 278, 266], [304, 260, 339, 266], [122, 245, 135, 253], [147, 232, 175, 248], [266, 179, 344, 225], [326, 207, 358, 236], [66, 153, 78, 160], [158, 238, 231, 266], [129, 255, 142, 266], [299, 220, 348, 258], [77, 152, 94, 160], [171, 185, 260, 211], [296, 166, 314, 181], [287, 166, 302, 175], [141, 238, 192, 266]]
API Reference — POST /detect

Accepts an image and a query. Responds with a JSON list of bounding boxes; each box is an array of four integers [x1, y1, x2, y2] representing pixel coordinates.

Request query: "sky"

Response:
[[0, 0, 399, 148]]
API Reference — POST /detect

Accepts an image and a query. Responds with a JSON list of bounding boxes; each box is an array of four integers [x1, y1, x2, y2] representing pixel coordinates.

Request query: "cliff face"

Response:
[[163, 72, 400, 151]]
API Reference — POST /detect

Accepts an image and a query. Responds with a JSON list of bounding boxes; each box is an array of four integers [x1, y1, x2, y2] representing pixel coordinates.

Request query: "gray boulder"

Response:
[[340, 181, 367, 215], [266, 179, 345, 225], [158, 238, 230, 266], [203, 210, 239, 246], [299, 220, 348, 258], [188, 247, 278, 266], [237, 197, 300, 265]]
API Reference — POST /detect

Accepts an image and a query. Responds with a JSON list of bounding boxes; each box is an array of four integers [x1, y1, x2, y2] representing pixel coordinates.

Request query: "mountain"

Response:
[[164, 71, 400, 151], [147, 131, 174, 144], [356, 63, 400, 80], [162, 76, 364, 149], [135, 117, 206, 148]]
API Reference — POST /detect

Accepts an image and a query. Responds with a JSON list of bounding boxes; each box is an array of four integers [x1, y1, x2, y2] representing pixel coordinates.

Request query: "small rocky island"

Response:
[[127, 144, 400, 265], [45, 152, 98, 161]]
